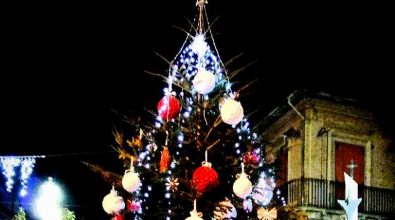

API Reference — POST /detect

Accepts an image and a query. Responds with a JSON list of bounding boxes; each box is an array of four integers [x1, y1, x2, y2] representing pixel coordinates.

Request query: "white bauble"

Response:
[[213, 199, 237, 219], [185, 200, 203, 220], [191, 34, 208, 57], [185, 212, 204, 220], [193, 69, 216, 94], [233, 175, 253, 198], [122, 170, 140, 193], [102, 188, 125, 214], [220, 99, 244, 125], [185, 216, 203, 220]]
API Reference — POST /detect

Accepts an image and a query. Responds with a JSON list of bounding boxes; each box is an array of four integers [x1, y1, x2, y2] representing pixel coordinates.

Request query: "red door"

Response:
[[335, 142, 364, 200]]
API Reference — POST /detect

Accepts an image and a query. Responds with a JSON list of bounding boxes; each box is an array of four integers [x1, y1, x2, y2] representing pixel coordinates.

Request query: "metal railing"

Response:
[[279, 178, 395, 216]]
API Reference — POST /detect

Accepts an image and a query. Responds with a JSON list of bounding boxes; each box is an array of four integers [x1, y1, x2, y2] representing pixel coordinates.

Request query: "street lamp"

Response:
[[34, 177, 63, 220]]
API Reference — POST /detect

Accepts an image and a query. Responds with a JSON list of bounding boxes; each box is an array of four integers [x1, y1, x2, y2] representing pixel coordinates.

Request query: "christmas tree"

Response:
[[92, 1, 289, 219]]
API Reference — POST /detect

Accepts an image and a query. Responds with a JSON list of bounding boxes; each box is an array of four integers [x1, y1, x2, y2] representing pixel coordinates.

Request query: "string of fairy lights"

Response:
[[0, 155, 45, 197], [0, 151, 113, 199]]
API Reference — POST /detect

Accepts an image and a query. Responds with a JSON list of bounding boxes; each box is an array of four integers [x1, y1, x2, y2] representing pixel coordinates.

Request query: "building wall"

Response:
[[287, 99, 395, 190]]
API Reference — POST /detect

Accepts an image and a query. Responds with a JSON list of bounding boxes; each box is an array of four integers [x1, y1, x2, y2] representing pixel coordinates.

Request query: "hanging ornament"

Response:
[[165, 177, 179, 192], [213, 198, 237, 219], [122, 160, 140, 193], [112, 214, 124, 220], [232, 163, 252, 199], [126, 199, 141, 213], [159, 146, 171, 173], [157, 95, 180, 121], [243, 199, 253, 213], [243, 149, 260, 166], [220, 99, 244, 125], [252, 176, 274, 207], [191, 34, 208, 57], [185, 199, 203, 220], [257, 207, 278, 220], [192, 150, 219, 193], [102, 186, 125, 215], [193, 69, 216, 94], [146, 142, 158, 152]]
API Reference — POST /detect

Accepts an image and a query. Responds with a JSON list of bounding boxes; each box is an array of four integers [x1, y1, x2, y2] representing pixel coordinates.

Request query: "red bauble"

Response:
[[112, 214, 124, 220], [192, 165, 219, 192], [157, 95, 180, 121]]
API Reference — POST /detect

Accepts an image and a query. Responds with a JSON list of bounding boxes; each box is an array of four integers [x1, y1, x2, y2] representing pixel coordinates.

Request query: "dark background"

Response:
[[1, 1, 392, 219]]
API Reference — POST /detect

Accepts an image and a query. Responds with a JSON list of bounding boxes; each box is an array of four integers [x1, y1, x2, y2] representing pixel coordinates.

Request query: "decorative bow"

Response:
[[257, 207, 277, 220]]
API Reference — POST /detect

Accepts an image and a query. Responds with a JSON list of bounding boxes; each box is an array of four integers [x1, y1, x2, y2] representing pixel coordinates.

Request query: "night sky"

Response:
[[1, 1, 392, 219]]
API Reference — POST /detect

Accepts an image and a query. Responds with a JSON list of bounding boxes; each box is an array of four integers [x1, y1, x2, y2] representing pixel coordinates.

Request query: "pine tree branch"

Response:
[[82, 162, 122, 187], [228, 60, 257, 79], [236, 79, 257, 95], [224, 52, 245, 67], [206, 139, 221, 150], [204, 115, 221, 142], [144, 70, 168, 81], [172, 25, 194, 39], [154, 52, 171, 65], [185, 17, 198, 34]]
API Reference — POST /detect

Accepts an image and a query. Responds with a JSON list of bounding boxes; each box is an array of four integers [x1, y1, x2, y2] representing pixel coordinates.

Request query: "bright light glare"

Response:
[[35, 177, 63, 220]]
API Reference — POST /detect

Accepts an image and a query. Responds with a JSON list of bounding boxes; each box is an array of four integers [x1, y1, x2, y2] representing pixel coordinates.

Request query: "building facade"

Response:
[[262, 91, 395, 219]]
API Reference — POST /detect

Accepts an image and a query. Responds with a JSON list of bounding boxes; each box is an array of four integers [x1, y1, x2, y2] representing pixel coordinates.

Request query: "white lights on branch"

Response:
[[0, 155, 44, 196]]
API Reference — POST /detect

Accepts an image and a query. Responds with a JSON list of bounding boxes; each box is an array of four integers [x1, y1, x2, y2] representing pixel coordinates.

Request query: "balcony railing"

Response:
[[279, 178, 395, 216]]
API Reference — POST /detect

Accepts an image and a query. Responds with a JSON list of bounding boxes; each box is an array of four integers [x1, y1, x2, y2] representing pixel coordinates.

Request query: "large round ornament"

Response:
[[122, 168, 140, 193], [193, 69, 216, 94], [220, 99, 244, 125], [191, 34, 208, 57], [213, 198, 237, 219], [102, 187, 125, 215], [192, 162, 219, 193], [186, 213, 204, 220], [157, 95, 180, 121], [112, 214, 124, 220], [233, 173, 253, 199]]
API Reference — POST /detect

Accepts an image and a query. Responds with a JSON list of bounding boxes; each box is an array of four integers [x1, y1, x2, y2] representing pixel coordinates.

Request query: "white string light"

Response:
[[0, 155, 44, 196]]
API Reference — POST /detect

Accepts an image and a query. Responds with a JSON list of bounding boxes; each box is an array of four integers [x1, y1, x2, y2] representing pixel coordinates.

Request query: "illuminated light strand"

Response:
[[19, 158, 36, 197], [0, 155, 44, 195]]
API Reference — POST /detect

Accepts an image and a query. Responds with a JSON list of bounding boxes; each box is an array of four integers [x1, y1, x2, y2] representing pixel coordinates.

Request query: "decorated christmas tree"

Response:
[[91, 1, 291, 219]]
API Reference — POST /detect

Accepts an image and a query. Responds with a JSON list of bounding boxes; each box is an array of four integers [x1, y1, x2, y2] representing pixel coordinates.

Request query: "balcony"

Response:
[[279, 178, 395, 217]]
